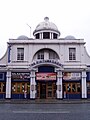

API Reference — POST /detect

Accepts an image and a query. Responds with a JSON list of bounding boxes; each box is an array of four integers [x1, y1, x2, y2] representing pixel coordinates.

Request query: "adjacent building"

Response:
[[0, 17, 90, 99]]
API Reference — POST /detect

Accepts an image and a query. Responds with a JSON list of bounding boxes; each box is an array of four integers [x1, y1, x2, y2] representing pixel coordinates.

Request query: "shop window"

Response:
[[12, 82, 30, 94], [12, 83, 16, 92], [77, 83, 81, 92], [17, 48, 24, 60], [17, 83, 20, 92], [0, 83, 6, 93], [67, 83, 71, 92], [87, 82, 90, 93], [63, 82, 80, 93], [72, 84, 76, 92], [69, 48, 76, 60]]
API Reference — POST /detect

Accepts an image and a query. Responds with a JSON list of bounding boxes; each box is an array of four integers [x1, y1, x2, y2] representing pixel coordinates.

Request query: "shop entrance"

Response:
[[37, 82, 56, 99], [40, 83, 46, 99]]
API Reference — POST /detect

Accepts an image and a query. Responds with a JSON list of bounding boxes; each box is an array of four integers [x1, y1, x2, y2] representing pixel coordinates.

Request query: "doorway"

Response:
[[40, 83, 46, 99], [37, 82, 56, 99]]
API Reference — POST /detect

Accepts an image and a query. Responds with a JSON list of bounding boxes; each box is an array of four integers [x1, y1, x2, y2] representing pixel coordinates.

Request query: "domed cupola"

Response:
[[33, 17, 60, 39], [17, 35, 29, 40], [64, 35, 76, 40]]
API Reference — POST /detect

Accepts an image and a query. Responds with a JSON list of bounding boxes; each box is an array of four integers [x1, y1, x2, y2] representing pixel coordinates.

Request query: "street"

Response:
[[0, 103, 90, 120]]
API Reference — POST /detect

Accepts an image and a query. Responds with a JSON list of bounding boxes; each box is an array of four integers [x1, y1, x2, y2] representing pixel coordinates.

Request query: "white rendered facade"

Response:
[[0, 17, 90, 99]]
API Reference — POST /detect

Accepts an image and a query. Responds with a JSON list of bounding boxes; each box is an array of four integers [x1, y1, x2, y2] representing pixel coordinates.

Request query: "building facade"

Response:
[[0, 17, 90, 99]]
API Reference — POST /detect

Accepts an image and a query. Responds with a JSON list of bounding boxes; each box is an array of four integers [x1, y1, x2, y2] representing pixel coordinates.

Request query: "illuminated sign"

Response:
[[36, 73, 56, 80], [63, 72, 81, 80]]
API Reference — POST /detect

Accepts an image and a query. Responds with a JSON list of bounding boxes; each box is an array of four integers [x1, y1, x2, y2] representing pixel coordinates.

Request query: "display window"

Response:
[[0, 82, 6, 93], [12, 82, 30, 94], [63, 82, 81, 93]]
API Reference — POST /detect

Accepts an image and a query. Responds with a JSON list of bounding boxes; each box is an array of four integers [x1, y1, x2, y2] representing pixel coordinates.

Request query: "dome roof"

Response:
[[33, 17, 60, 35], [17, 35, 29, 40], [65, 35, 76, 40]]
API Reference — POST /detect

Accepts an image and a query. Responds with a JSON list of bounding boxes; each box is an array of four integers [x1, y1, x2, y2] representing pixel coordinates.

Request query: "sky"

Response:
[[0, 0, 90, 58]]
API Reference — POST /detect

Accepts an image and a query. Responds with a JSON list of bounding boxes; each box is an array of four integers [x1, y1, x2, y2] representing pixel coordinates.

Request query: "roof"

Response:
[[33, 17, 60, 35]]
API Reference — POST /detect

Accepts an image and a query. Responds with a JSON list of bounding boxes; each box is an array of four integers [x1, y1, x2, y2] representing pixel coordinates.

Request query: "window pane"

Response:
[[43, 32, 50, 39], [69, 48, 76, 60], [72, 84, 76, 92], [77, 83, 81, 92], [49, 51, 59, 59], [17, 48, 24, 60], [67, 83, 71, 92], [17, 83, 20, 92], [37, 51, 44, 59]]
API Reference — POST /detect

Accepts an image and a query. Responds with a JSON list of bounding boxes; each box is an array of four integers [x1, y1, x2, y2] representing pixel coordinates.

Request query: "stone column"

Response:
[[82, 71, 87, 99], [41, 33, 43, 39], [56, 70, 63, 99], [52, 33, 53, 39], [6, 71, 11, 98], [30, 70, 36, 99]]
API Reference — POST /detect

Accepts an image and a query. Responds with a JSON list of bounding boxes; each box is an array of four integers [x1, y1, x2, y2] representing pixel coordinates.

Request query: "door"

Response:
[[40, 83, 46, 99], [37, 82, 56, 99], [46, 82, 56, 98]]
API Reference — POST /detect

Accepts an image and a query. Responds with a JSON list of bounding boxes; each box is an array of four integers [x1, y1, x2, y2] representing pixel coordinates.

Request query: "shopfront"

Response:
[[63, 72, 81, 99], [36, 66, 57, 99], [86, 72, 90, 98], [0, 72, 6, 99], [11, 72, 30, 99], [36, 73, 56, 99]]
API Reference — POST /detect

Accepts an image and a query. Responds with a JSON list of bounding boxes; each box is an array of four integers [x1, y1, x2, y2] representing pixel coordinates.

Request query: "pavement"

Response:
[[0, 99, 90, 104]]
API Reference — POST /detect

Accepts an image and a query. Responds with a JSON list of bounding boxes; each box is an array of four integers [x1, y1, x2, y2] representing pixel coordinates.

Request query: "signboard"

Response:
[[63, 72, 81, 80], [12, 72, 30, 80], [31, 59, 63, 67], [36, 73, 56, 81]]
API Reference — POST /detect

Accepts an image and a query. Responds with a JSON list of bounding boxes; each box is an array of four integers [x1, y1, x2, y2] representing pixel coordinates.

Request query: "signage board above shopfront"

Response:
[[36, 73, 56, 81], [11, 72, 30, 80], [63, 72, 81, 80]]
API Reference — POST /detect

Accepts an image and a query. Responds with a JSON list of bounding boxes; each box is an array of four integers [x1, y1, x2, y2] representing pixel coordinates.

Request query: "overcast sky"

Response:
[[0, 0, 90, 58]]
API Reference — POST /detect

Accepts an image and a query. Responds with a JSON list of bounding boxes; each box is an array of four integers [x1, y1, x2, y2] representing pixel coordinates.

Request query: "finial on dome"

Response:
[[44, 17, 49, 21]]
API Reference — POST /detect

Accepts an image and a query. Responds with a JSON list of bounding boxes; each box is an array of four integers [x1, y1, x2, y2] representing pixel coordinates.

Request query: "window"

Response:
[[49, 51, 59, 59], [43, 32, 50, 39], [12, 82, 30, 93], [0, 82, 6, 92], [37, 51, 44, 59], [69, 48, 76, 60], [63, 82, 81, 93], [17, 48, 24, 60], [36, 33, 39, 39], [53, 33, 57, 39], [0, 73, 4, 80]]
